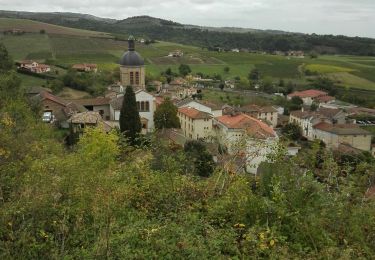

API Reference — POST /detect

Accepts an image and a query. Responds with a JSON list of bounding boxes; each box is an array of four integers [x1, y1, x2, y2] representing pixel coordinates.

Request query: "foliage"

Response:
[[178, 64, 191, 76], [119, 86, 142, 145], [282, 123, 303, 141], [154, 99, 180, 129], [184, 140, 215, 177], [0, 43, 13, 72], [1, 40, 375, 259]]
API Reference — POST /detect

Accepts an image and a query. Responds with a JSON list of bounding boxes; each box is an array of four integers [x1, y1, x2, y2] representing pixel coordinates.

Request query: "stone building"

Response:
[[119, 36, 145, 89]]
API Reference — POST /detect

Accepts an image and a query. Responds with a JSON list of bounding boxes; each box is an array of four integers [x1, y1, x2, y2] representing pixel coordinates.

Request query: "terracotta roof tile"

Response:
[[288, 89, 328, 98], [178, 107, 212, 119], [315, 95, 335, 103], [313, 122, 371, 135], [216, 113, 276, 139], [241, 104, 277, 113]]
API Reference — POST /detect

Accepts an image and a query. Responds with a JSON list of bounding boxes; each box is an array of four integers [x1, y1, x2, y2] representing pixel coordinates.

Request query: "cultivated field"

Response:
[[1, 19, 374, 91], [0, 18, 110, 37]]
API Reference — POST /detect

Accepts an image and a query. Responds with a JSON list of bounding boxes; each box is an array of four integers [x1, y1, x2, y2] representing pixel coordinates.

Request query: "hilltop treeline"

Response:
[[1, 11, 375, 56], [1, 43, 375, 258]]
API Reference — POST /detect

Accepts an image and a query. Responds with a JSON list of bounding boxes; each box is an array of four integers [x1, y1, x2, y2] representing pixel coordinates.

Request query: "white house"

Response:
[[287, 89, 332, 106], [240, 104, 279, 128], [213, 113, 278, 174], [178, 107, 212, 140], [289, 107, 347, 139], [110, 90, 156, 133]]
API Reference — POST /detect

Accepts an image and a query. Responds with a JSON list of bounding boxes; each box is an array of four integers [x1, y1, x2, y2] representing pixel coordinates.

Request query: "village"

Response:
[[2, 4, 375, 257], [20, 36, 375, 175]]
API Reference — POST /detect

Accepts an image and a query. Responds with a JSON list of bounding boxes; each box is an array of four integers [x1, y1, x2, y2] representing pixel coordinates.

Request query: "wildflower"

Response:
[[270, 239, 275, 246]]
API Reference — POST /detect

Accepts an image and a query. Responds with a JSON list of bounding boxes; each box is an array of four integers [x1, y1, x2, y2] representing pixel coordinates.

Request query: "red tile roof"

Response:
[[216, 113, 276, 139], [39, 91, 68, 106], [315, 95, 335, 103], [178, 107, 211, 119], [241, 104, 277, 113], [313, 122, 370, 135], [288, 89, 328, 98], [155, 96, 164, 106]]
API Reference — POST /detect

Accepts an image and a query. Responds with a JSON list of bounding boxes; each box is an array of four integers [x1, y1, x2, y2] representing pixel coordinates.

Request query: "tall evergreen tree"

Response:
[[119, 86, 142, 144], [154, 99, 180, 129]]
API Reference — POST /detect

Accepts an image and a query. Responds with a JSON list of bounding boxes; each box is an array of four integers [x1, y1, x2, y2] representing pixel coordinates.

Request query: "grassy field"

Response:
[[305, 64, 355, 73], [0, 20, 374, 91], [0, 18, 110, 37], [18, 74, 47, 87]]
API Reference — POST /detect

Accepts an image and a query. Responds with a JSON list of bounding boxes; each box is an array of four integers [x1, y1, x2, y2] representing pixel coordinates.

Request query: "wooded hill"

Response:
[[1, 10, 375, 56]]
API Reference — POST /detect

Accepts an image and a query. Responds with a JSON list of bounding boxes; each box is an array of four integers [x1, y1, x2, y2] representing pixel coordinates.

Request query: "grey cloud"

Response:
[[0, 0, 374, 37]]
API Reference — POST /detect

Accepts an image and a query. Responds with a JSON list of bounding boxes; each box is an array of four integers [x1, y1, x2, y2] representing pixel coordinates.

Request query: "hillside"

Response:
[[1, 21, 374, 92], [0, 18, 111, 37], [1, 10, 375, 56]]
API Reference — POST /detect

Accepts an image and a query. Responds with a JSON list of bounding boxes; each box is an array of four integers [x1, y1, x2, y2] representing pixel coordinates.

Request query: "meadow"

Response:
[[0, 19, 374, 91]]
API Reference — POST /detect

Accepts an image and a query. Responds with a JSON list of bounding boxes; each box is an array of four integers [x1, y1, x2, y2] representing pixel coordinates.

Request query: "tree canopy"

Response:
[[178, 64, 191, 77], [154, 99, 180, 129]]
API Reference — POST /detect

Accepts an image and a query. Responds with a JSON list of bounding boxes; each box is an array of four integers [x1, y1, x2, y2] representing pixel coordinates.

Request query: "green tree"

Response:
[[184, 140, 215, 177], [178, 64, 191, 76], [219, 82, 225, 91], [281, 123, 302, 141], [248, 68, 260, 81], [224, 66, 230, 73], [119, 86, 142, 144], [154, 99, 180, 129]]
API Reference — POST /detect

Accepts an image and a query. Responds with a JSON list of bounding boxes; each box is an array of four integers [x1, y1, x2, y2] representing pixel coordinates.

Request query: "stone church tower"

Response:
[[119, 36, 145, 89]]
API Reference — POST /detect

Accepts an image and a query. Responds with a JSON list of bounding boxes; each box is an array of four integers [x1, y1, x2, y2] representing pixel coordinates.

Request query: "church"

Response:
[[115, 36, 155, 133], [119, 35, 146, 89]]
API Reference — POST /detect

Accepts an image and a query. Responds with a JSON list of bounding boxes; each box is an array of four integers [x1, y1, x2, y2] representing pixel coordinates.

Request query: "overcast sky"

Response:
[[1, 0, 374, 38]]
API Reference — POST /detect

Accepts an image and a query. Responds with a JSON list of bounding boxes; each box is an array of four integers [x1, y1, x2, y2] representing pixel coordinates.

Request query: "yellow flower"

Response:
[[269, 239, 275, 246], [1, 113, 14, 127], [259, 232, 265, 240], [234, 223, 246, 228], [259, 243, 268, 250]]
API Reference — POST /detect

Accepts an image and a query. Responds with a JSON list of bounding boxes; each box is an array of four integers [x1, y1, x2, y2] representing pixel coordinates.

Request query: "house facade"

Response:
[[240, 104, 278, 127], [177, 99, 223, 117], [288, 89, 333, 106], [313, 122, 372, 151], [32, 91, 87, 128], [289, 107, 347, 139], [72, 63, 98, 73], [73, 98, 112, 121], [214, 113, 278, 174], [178, 107, 212, 140]]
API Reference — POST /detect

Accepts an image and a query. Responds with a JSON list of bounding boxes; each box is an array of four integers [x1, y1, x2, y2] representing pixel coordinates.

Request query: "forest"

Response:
[[1, 43, 375, 258]]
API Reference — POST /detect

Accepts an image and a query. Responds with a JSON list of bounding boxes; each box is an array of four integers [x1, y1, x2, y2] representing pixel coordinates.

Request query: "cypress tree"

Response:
[[119, 86, 142, 144]]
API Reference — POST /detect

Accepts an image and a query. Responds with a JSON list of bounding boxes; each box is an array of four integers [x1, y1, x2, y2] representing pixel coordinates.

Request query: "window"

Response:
[[136, 101, 150, 112], [130, 72, 134, 85], [145, 101, 149, 111], [135, 72, 140, 85]]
